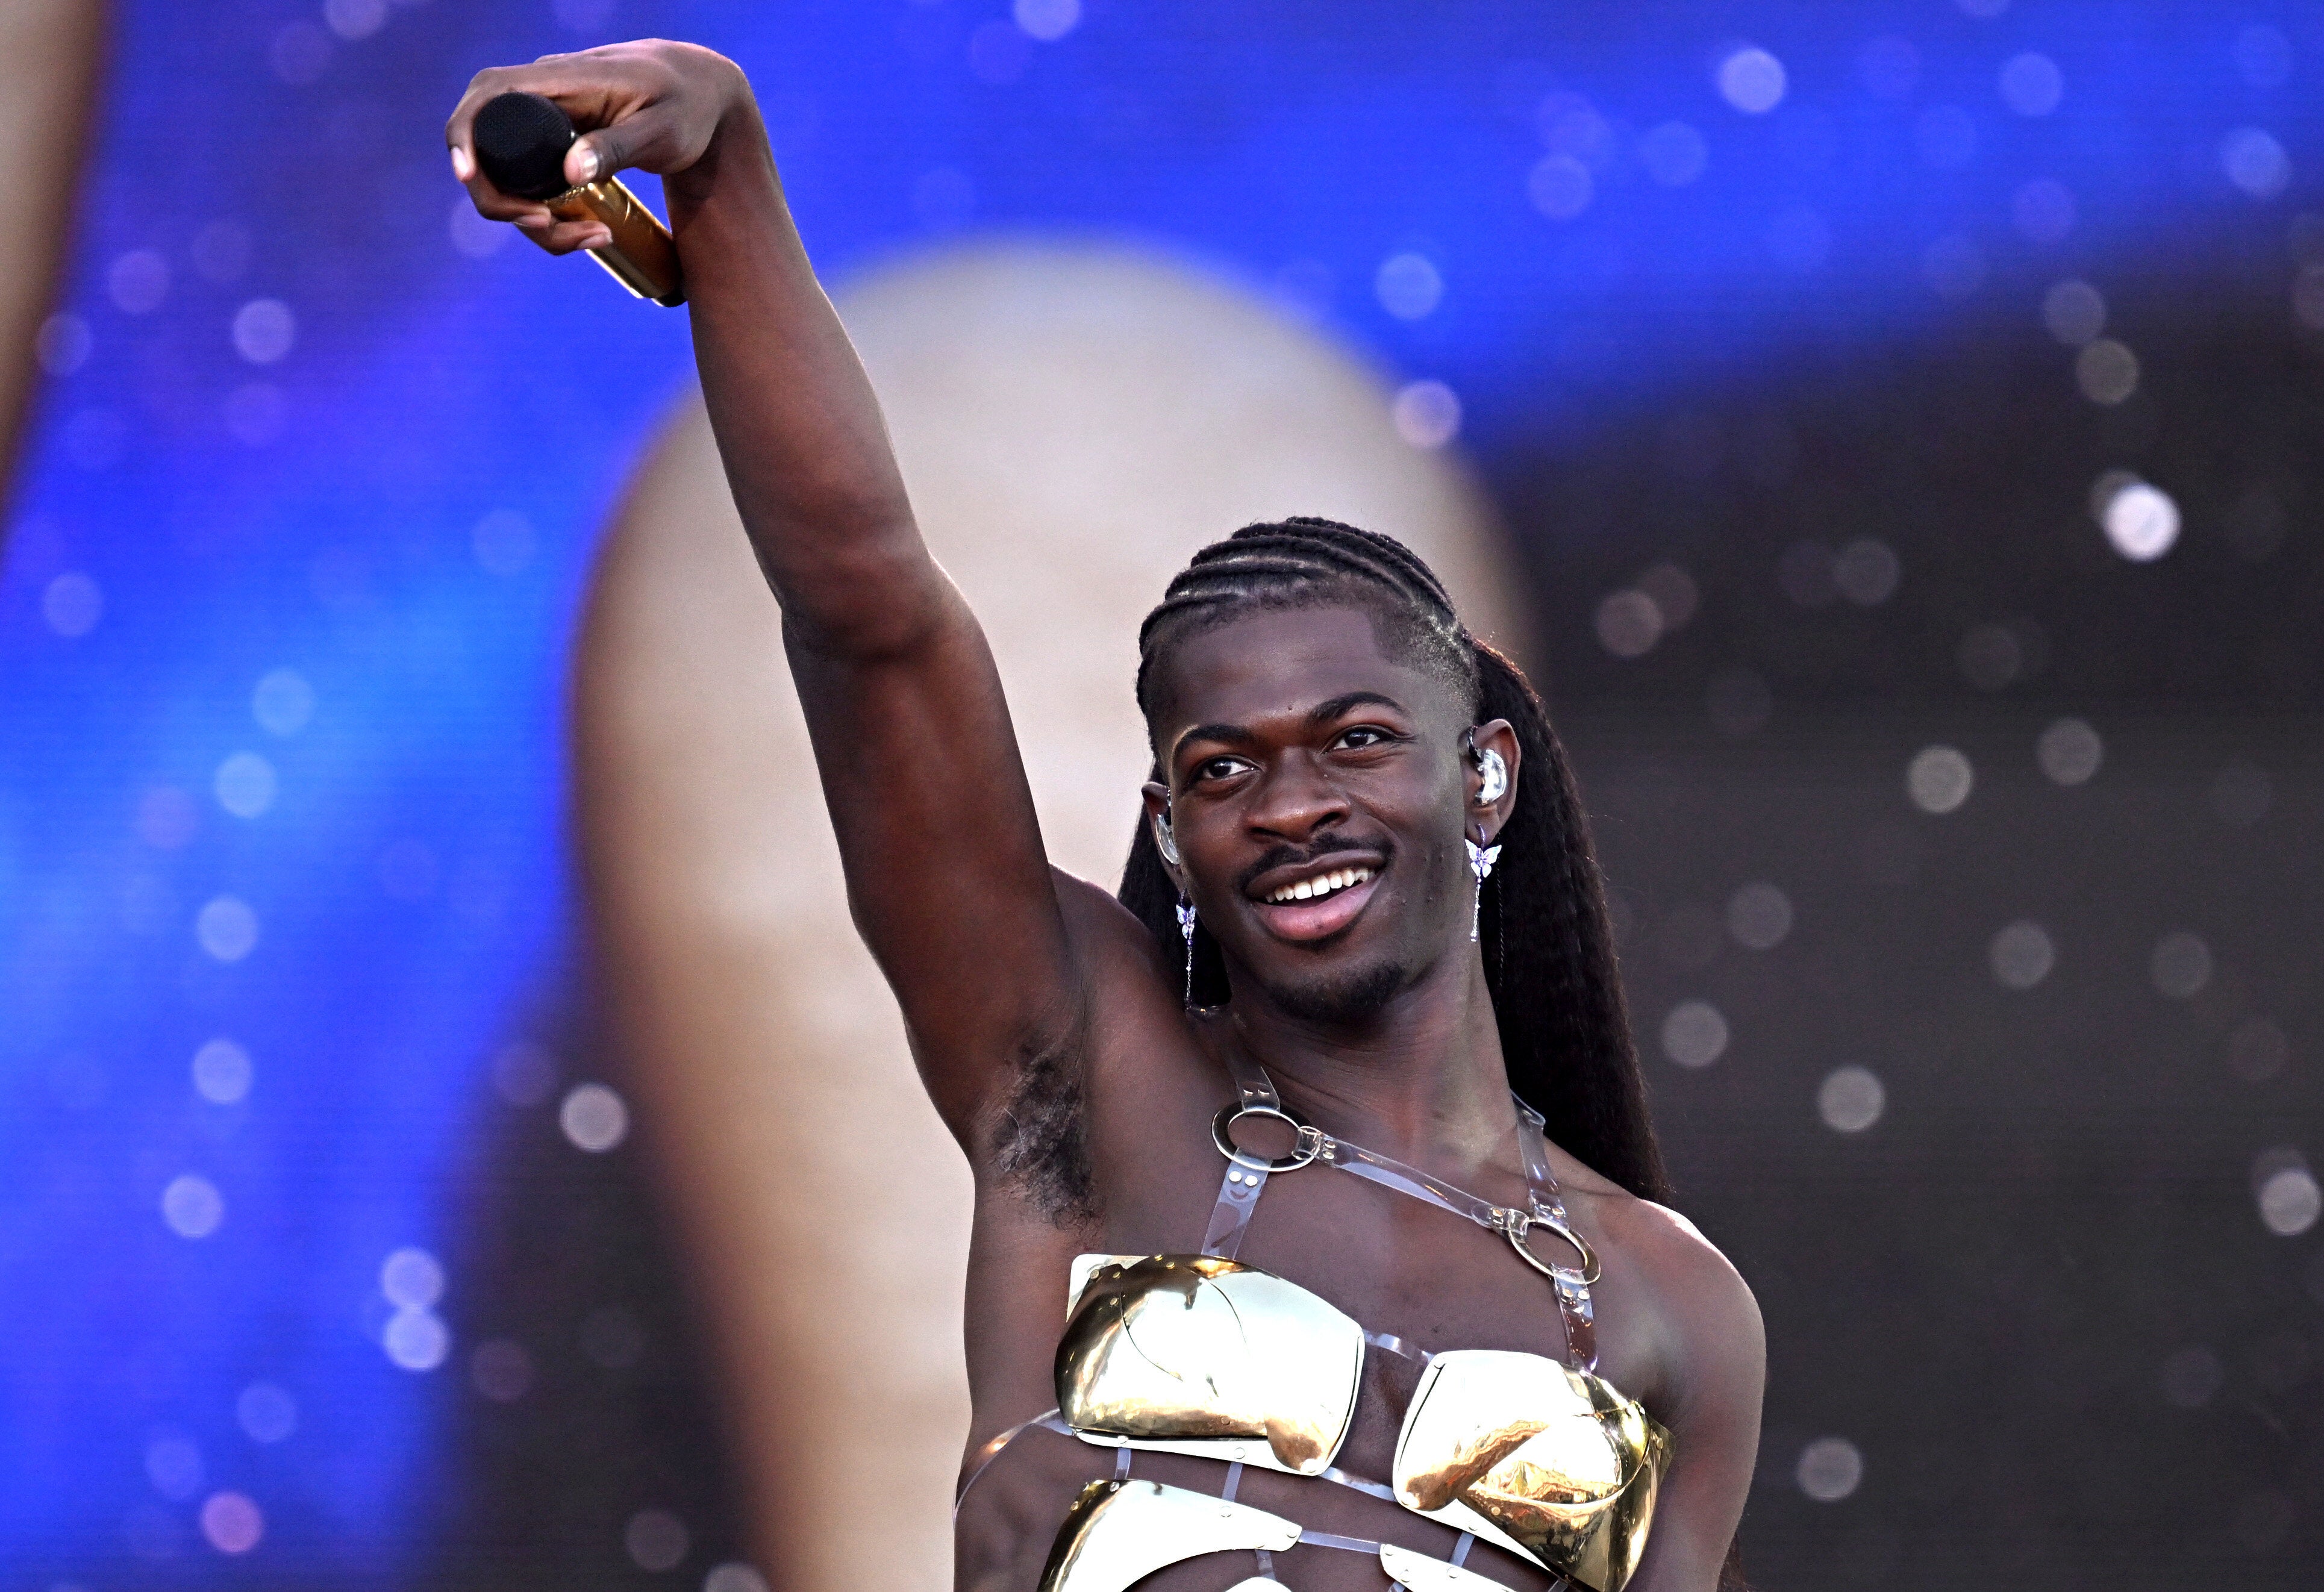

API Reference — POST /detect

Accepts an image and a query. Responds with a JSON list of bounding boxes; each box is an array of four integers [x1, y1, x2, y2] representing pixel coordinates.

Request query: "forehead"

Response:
[[1146, 604, 1467, 740]]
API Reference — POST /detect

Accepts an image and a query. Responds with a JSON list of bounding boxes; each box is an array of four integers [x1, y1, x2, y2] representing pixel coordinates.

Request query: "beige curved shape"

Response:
[[576, 239, 1521, 1590], [0, 0, 106, 525]]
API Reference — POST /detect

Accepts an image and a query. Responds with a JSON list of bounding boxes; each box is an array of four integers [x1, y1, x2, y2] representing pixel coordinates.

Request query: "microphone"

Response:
[[471, 92, 685, 307]]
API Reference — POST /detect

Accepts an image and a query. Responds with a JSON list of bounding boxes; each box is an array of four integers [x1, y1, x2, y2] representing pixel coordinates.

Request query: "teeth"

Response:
[[1267, 866, 1373, 904]]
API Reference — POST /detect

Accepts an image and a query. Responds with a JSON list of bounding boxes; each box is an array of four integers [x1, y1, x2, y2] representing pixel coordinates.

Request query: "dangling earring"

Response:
[[1176, 895, 1198, 1007], [1465, 825, 1501, 943]]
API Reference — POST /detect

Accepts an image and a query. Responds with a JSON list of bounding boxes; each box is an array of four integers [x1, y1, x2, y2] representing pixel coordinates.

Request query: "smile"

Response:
[[1263, 865, 1373, 904], [1246, 857, 1385, 943]]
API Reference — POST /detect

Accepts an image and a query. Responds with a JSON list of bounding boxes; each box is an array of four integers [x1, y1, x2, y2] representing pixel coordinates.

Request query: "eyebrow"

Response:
[[1170, 691, 1412, 763]]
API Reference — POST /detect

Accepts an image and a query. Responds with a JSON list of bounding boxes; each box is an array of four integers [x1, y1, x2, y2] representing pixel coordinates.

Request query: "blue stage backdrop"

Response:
[[4, 1, 2320, 1586]]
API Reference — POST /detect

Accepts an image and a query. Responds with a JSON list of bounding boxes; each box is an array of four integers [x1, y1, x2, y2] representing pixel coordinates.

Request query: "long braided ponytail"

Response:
[[1119, 517, 1669, 1202]]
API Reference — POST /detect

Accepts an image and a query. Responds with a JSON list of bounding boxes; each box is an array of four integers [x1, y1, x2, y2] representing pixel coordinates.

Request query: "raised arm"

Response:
[[447, 43, 1077, 1139]]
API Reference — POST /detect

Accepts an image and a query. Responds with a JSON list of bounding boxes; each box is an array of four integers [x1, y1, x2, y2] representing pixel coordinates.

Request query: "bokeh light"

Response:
[[1391, 380, 1462, 449], [1831, 538, 1901, 606], [560, 1083, 631, 1152], [40, 572, 102, 637], [1988, 922, 2056, 990], [1906, 746, 1973, 814], [2076, 339, 2140, 405], [145, 1433, 204, 1500], [1660, 1000, 1729, 1069], [198, 1491, 264, 1555], [235, 1382, 298, 1444], [251, 667, 316, 735], [1637, 122, 1708, 187], [192, 1038, 254, 1105], [161, 1174, 225, 1240], [2042, 279, 2105, 345], [1726, 883, 1792, 950], [1998, 53, 2064, 117], [383, 1307, 450, 1373], [231, 298, 296, 364], [1374, 253, 1443, 320], [195, 895, 260, 962], [627, 1508, 691, 1573], [1817, 1067, 1885, 1134], [213, 751, 277, 819], [381, 1247, 446, 1312], [2254, 1149, 2320, 1237], [1716, 47, 1786, 114], [1796, 1436, 1863, 1501], [2036, 719, 2104, 785], [1595, 589, 1662, 658], [2149, 932, 2213, 999], [2099, 479, 2179, 561]]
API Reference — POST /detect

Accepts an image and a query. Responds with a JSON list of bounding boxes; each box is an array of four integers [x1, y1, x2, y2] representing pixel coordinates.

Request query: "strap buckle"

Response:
[[1211, 1102, 1325, 1173], [1495, 1206, 1601, 1286]]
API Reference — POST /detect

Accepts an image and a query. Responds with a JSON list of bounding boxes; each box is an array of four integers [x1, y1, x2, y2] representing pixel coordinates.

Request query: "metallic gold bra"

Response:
[[961, 1053, 1671, 1592]]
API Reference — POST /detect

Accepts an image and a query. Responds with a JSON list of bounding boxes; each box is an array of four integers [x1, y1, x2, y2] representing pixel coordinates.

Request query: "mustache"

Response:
[[1235, 837, 1393, 896]]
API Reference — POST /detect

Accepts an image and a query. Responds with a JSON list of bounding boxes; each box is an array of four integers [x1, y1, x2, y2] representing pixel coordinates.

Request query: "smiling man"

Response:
[[452, 38, 1763, 1592]]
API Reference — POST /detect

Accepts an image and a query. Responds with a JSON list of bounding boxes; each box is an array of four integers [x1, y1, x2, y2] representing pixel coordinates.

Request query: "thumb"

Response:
[[564, 107, 670, 187], [564, 133, 610, 188]]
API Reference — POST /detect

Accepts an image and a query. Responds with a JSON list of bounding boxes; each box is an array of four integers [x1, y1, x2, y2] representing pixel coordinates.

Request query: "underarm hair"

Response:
[[989, 1025, 1098, 1225]]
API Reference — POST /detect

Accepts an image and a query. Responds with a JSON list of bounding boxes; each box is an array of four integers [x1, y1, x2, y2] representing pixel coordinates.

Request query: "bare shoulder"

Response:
[[1597, 1187, 1764, 1425], [1613, 1197, 1761, 1339]]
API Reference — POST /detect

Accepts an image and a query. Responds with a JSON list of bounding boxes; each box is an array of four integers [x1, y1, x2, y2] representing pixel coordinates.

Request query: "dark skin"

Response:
[[450, 42, 1763, 1592]]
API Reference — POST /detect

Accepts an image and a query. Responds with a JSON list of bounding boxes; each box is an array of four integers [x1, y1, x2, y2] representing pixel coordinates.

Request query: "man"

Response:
[[452, 39, 1761, 1592]]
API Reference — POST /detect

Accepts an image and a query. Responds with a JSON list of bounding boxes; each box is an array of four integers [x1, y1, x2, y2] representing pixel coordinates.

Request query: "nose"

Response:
[[1245, 749, 1348, 842]]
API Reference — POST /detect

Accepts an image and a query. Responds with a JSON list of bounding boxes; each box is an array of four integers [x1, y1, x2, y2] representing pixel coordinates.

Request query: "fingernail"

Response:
[[571, 144, 600, 184], [449, 145, 474, 182], [514, 211, 551, 231], [583, 228, 613, 251]]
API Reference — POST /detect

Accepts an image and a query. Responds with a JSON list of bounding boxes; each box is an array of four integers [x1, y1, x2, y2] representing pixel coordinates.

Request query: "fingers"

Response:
[[445, 65, 545, 223], [514, 214, 614, 257], [564, 103, 679, 191]]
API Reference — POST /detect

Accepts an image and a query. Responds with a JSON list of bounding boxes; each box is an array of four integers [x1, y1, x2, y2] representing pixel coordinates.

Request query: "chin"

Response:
[[1261, 955, 1410, 1026]]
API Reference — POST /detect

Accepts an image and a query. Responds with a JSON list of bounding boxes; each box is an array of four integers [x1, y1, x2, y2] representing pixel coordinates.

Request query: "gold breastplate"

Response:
[[965, 1061, 1673, 1592], [1055, 1253, 1670, 1591]]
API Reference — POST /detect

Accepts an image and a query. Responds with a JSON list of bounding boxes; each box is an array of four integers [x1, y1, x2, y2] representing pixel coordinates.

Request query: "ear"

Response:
[[1466, 718, 1521, 843], [1141, 779, 1184, 879]]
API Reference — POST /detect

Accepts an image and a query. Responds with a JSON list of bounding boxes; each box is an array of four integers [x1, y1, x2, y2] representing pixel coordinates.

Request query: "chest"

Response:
[[1072, 1074, 1662, 1406]]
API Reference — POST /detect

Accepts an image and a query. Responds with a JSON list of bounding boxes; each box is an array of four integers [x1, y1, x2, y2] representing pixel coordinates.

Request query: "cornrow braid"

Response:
[[1119, 517, 1670, 1202]]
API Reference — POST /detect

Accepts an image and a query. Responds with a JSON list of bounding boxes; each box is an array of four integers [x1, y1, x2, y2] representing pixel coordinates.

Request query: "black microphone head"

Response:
[[472, 92, 578, 200]]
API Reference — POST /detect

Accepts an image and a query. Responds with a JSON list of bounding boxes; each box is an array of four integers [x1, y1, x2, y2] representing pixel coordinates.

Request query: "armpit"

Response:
[[989, 1026, 1099, 1225]]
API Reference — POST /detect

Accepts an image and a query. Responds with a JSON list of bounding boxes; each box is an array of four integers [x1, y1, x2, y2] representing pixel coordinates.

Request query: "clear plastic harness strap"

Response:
[[951, 1408, 1069, 1512], [1299, 1529, 1382, 1554], [1201, 1155, 1268, 1258]]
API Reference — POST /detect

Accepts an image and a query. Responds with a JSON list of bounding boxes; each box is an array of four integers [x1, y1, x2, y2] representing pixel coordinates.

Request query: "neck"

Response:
[[1218, 938, 1516, 1168]]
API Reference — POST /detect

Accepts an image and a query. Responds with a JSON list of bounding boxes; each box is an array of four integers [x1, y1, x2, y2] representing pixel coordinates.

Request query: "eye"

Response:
[[1332, 725, 1399, 751], [1193, 755, 1254, 782]]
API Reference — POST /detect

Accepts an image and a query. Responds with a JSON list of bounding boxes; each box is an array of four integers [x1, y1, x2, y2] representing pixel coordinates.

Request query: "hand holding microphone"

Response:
[[470, 92, 683, 305], [446, 42, 756, 307]]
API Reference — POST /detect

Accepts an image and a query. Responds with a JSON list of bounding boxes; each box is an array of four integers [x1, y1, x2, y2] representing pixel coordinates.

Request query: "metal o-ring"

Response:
[[1211, 1102, 1322, 1173], [1505, 1211, 1602, 1286]]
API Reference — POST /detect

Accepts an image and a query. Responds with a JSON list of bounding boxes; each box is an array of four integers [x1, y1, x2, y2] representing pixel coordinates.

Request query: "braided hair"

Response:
[[1119, 517, 1670, 1202]]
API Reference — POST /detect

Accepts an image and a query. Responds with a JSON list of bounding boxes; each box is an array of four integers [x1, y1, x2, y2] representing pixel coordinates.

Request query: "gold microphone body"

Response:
[[548, 175, 684, 306]]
